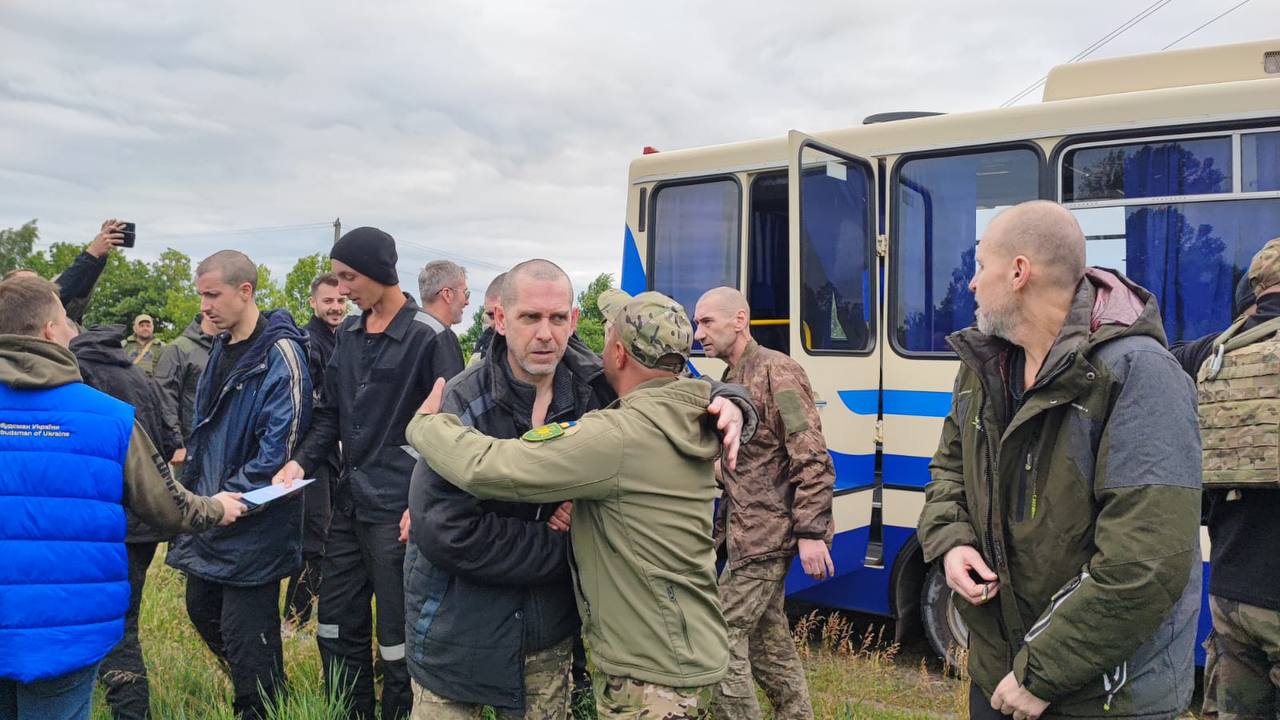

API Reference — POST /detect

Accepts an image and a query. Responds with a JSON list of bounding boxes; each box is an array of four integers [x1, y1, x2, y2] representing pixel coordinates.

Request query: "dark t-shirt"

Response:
[[212, 314, 267, 393]]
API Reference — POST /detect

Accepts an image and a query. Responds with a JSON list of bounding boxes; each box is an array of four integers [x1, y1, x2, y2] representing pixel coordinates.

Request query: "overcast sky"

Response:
[[2, 1, 1276, 306]]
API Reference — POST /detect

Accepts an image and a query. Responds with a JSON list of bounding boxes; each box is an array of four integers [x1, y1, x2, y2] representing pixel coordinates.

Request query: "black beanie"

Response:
[[330, 227, 399, 286]]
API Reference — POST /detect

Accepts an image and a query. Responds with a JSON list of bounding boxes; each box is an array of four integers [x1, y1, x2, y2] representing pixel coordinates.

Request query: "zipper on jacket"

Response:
[[1015, 432, 1039, 523], [667, 583, 692, 652], [978, 417, 1011, 644]]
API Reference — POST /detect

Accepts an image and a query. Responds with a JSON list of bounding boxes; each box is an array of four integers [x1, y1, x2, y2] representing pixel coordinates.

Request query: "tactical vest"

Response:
[[1197, 315, 1280, 489], [0, 381, 134, 683]]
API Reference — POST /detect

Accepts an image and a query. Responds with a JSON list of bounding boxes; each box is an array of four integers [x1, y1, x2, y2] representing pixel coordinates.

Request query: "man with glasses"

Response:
[[419, 260, 470, 329]]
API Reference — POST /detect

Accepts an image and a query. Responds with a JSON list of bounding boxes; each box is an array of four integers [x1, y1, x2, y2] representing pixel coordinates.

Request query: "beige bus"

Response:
[[618, 38, 1280, 662]]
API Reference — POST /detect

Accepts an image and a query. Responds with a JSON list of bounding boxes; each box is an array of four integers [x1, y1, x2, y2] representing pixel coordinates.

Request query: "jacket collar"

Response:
[[352, 293, 428, 342], [486, 333, 607, 421]]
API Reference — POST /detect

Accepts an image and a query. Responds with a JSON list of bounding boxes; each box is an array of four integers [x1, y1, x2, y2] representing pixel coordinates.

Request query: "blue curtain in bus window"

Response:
[[1063, 137, 1232, 201], [1124, 199, 1280, 343], [1243, 131, 1280, 192], [799, 164, 871, 351], [651, 180, 740, 321], [895, 149, 1039, 352]]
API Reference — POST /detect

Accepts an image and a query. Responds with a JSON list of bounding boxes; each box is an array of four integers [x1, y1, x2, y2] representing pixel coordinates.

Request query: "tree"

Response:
[[458, 305, 486, 360], [254, 265, 288, 317], [283, 253, 329, 325], [0, 220, 38, 277], [574, 272, 615, 354]]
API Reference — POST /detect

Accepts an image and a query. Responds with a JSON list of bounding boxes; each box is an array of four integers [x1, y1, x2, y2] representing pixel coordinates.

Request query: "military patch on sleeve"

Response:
[[521, 421, 579, 442], [776, 389, 810, 435]]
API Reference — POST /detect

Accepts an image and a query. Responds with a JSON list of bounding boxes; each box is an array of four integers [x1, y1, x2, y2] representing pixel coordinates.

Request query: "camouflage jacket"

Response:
[[918, 270, 1202, 718], [717, 341, 834, 569]]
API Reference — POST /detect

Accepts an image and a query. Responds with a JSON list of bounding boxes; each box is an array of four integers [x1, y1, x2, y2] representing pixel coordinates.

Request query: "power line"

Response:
[[394, 235, 510, 272], [149, 222, 332, 241], [1000, 0, 1174, 107], [1163, 0, 1252, 49]]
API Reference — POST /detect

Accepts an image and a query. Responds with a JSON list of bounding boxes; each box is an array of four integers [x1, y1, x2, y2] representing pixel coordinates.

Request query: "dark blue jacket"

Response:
[[0, 373, 132, 683], [166, 310, 312, 585]]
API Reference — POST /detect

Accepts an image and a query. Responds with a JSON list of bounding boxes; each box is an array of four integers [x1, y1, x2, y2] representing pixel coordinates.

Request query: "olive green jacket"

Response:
[[918, 270, 1202, 719], [407, 376, 729, 688]]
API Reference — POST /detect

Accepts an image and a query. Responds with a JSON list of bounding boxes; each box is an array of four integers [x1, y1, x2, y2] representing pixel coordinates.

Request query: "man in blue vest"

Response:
[[0, 275, 246, 720], [165, 250, 313, 720]]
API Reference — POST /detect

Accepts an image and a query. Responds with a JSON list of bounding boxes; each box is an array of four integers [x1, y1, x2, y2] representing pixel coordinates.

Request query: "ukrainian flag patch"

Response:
[[521, 421, 578, 442]]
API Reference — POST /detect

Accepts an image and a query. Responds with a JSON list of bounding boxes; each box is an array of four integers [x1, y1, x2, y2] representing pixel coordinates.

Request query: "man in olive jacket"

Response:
[[917, 201, 1202, 720], [407, 289, 741, 719]]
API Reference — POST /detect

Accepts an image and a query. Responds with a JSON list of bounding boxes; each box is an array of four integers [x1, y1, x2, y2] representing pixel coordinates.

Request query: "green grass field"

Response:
[[90, 549, 972, 719]]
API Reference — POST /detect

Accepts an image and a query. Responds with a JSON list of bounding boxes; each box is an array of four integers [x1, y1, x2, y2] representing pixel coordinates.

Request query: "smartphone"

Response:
[[119, 222, 136, 248]]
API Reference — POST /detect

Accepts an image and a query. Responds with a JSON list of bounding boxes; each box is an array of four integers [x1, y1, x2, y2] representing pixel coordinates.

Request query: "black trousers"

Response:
[[285, 465, 333, 625], [317, 507, 410, 720], [98, 542, 157, 720], [184, 574, 285, 720], [970, 682, 1008, 720]]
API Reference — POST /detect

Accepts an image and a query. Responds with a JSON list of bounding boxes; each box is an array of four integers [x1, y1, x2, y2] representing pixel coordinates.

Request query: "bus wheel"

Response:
[[920, 562, 969, 668]]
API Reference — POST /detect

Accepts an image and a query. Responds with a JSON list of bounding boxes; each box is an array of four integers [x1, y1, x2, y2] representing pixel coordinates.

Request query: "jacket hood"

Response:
[[69, 324, 131, 368], [0, 334, 83, 389], [180, 317, 214, 349], [623, 377, 720, 461], [220, 309, 309, 375]]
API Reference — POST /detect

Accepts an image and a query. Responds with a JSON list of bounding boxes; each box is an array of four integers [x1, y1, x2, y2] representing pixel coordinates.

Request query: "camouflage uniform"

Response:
[[1209, 596, 1280, 718], [409, 637, 573, 719], [713, 340, 833, 720], [593, 671, 712, 720]]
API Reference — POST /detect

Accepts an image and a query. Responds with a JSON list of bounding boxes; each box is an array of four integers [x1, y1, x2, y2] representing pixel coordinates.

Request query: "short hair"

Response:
[[196, 250, 258, 291], [0, 275, 62, 337], [485, 272, 507, 303], [418, 260, 466, 302], [310, 272, 339, 296], [989, 200, 1086, 290], [2, 268, 37, 281], [501, 259, 573, 307]]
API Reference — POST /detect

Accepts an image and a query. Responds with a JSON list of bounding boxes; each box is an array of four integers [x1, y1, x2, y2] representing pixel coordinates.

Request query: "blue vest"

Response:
[[0, 381, 133, 683]]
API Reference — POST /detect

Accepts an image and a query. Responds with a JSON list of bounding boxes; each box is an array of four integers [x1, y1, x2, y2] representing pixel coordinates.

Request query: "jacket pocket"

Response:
[[645, 567, 697, 666]]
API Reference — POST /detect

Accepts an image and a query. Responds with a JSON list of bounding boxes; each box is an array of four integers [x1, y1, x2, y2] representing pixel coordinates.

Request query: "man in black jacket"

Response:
[[274, 228, 465, 720], [403, 259, 757, 719], [283, 272, 348, 630], [69, 323, 179, 720], [4, 219, 125, 327], [1171, 243, 1280, 718], [154, 312, 217, 478]]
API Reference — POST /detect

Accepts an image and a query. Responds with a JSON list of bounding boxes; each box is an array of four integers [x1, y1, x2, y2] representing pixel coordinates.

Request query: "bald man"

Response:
[[917, 200, 1202, 720], [694, 286, 834, 720]]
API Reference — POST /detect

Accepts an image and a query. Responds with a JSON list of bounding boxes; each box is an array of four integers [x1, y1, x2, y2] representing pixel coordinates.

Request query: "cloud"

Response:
[[1, 0, 1276, 304]]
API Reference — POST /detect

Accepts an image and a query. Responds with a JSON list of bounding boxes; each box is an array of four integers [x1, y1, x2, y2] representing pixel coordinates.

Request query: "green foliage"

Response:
[[458, 305, 487, 361], [0, 219, 39, 277], [284, 253, 330, 325], [574, 272, 615, 354]]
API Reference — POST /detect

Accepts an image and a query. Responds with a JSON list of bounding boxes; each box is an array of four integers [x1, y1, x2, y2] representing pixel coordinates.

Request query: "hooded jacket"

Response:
[[0, 334, 224, 683], [71, 323, 180, 542], [918, 269, 1203, 718], [166, 310, 312, 586], [154, 316, 214, 447], [407, 376, 732, 689]]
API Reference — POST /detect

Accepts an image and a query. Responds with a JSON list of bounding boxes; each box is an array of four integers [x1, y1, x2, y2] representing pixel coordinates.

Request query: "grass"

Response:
[[93, 550, 971, 719]]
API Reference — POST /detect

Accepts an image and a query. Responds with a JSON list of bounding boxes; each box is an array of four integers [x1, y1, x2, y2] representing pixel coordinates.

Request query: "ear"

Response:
[[1011, 256, 1032, 291], [41, 320, 57, 344], [735, 309, 749, 332], [494, 305, 509, 335], [569, 306, 580, 333], [240, 282, 255, 301]]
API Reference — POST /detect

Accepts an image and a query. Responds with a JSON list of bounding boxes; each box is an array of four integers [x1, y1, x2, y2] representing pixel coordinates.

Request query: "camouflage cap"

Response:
[[597, 289, 692, 372], [1247, 236, 1280, 296]]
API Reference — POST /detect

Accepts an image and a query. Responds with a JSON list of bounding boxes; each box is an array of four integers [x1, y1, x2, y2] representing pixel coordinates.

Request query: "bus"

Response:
[[618, 38, 1280, 664]]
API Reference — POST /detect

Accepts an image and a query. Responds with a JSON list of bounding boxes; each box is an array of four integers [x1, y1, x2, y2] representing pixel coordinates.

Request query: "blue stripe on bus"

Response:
[[830, 450, 874, 491], [621, 226, 646, 295], [838, 389, 952, 417], [883, 454, 932, 488]]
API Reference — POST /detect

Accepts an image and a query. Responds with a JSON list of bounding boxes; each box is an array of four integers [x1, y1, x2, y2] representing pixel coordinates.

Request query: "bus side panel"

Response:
[[622, 225, 646, 294]]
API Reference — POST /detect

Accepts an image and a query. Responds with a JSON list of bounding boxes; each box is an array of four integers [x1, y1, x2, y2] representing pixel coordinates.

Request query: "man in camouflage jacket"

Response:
[[694, 286, 834, 720], [918, 201, 1202, 720]]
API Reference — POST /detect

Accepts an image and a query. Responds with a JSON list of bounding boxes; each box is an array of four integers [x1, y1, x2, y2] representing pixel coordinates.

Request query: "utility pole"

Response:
[[333, 217, 341, 246]]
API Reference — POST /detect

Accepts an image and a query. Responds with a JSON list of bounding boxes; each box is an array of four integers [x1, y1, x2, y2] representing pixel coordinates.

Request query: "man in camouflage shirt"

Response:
[[694, 286, 835, 720]]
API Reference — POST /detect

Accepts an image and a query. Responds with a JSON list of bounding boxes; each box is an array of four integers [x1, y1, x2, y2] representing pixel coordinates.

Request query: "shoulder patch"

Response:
[[776, 388, 811, 435], [521, 421, 579, 443]]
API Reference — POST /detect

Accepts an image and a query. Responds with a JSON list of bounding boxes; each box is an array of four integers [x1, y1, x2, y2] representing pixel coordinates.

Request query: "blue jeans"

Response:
[[0, 664, 98, 720]]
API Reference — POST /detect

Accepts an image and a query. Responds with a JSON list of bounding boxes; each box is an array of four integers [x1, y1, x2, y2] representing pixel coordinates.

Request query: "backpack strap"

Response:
[[1204, 316, 1280, 380]]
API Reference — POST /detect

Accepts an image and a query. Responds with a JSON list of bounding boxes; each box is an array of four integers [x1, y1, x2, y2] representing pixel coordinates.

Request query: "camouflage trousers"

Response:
[[1203, 628, 1221, 717], [1209, 595, 1280, 719], [592, 671, 712, 719], [712, 557, 814, 720], [409, 636, 572, 719]]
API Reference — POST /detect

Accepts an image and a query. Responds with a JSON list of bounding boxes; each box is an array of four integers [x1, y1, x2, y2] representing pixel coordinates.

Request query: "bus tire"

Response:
[[920, 562, 969, 668]]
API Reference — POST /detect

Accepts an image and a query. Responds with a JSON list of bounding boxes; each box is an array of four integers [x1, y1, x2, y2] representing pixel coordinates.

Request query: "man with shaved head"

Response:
[[918, 200, 1202, 719], [694, 286, 833, 720]]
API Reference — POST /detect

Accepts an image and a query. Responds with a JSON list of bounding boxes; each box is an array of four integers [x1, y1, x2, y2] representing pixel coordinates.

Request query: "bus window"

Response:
[[650, 178, 741, 319], [1243, 131, 1280, 192], [1071, 198, 1280, 342], [799, 159, 873, 353], [1062, 136, 1232, 201], [894, 148, 1041, 353], [748, 172, 789, 354]]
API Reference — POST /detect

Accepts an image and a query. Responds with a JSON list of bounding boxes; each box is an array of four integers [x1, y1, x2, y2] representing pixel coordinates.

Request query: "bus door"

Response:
[[783, 131, 883, 606]]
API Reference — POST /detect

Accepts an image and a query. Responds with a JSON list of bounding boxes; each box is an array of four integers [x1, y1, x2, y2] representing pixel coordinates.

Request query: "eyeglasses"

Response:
[[436, 286, 471, 300]]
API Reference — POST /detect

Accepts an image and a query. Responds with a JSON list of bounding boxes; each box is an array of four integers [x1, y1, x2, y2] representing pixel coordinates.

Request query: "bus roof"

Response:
[[629, 39, 1280, 184]]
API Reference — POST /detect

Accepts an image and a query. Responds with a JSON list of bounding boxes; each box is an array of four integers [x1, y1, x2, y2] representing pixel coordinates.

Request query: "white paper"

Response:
[[242, 478, 315, 506]]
